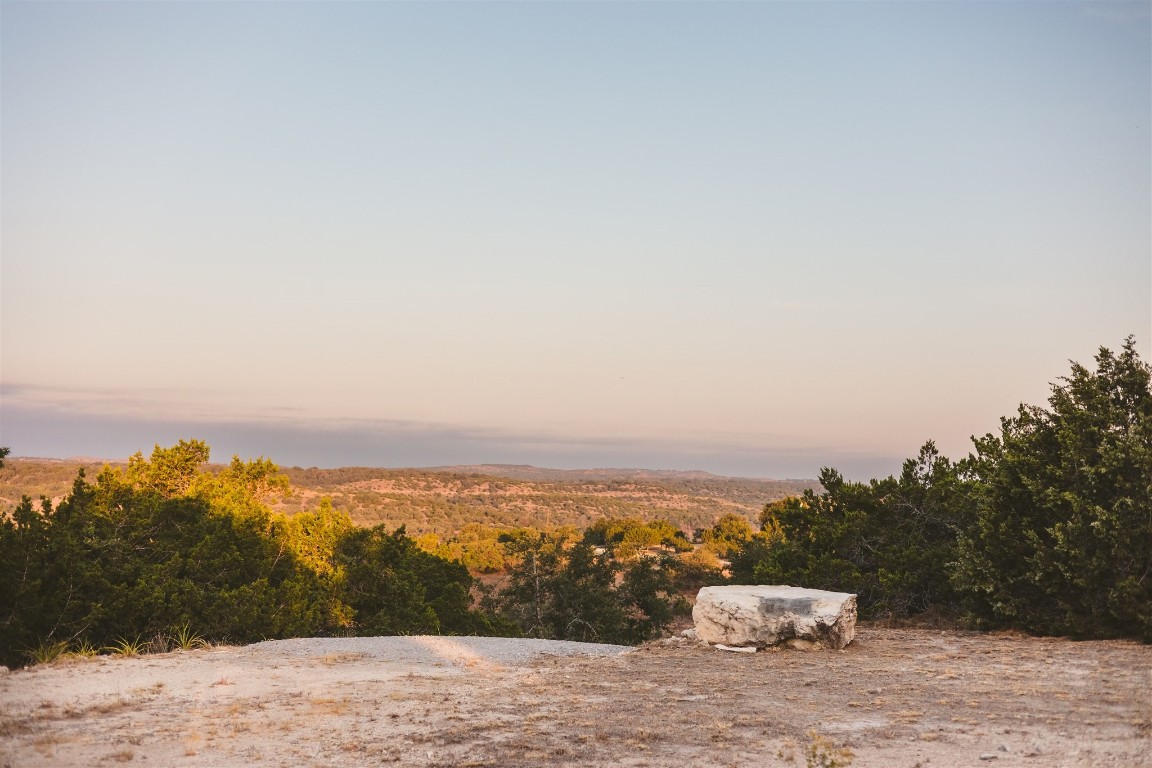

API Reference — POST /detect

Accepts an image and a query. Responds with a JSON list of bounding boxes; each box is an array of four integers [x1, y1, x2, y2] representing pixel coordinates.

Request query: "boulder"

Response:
[[692, 585, 857, 649]]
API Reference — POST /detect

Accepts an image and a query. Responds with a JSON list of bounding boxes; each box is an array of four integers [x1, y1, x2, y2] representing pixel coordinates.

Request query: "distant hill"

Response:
[[421, 464, 791, 483], [0, 457, 818, 537], [0, 457, 121, 509], [276, 465, 816, 535]]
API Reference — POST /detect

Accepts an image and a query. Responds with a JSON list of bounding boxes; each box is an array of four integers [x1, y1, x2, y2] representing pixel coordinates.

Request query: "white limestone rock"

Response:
[[692, 585, 857, 649]]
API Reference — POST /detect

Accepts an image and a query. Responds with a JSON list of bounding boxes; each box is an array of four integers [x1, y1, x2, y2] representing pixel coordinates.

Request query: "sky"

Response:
[[1, 1, 1149, 480]]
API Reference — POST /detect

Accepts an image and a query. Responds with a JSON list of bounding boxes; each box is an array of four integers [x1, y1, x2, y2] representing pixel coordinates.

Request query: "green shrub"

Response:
[[954, 338, 1152, 640]]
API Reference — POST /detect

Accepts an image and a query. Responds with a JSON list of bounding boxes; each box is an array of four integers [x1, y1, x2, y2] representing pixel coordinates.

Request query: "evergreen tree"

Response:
[[335, 525, 495, 636], [954, 338, 1152, 639], [729, 442, 974, 618], [493, 531, 676, 644], [0, 441, 502, 667]]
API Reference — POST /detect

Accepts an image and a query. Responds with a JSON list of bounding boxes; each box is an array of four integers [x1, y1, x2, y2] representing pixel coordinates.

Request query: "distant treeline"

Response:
[[270, 467, 810, 536], [0, 458, 814, 538]]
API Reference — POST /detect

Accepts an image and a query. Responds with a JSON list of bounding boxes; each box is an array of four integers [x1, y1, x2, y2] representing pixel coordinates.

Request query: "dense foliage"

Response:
[[0, 442, 492, 668], [486, 530, 682, 645], [0, 443, 690, 667], [337, 525, 508, 637], [730, 339, 1151, 641], [730, 443, 973, 618], [954, 339, 1152, 639]]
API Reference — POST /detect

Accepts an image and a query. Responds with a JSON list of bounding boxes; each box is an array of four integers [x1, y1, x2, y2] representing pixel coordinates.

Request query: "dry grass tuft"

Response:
[[183, 732, 202, 756], [309, 697, 350, 716], [33, 736, 59, 757], [91, 696, 133, 716], [804, 730, 854, 768]]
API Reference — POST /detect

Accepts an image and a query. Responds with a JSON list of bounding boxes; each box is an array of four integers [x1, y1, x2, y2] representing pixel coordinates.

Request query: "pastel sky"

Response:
[[2, 1, 1149, 479]]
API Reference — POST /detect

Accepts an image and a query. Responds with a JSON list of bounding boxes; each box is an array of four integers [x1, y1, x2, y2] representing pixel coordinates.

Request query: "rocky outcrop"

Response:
[[692, 585, 857, 649]]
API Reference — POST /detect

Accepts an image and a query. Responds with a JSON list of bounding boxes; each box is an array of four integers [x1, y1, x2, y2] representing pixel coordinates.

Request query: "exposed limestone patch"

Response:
[[692, 585, 857, 649]]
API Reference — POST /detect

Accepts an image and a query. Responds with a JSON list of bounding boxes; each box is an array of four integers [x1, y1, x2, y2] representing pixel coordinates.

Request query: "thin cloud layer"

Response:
[[0, 393, 900, 480]]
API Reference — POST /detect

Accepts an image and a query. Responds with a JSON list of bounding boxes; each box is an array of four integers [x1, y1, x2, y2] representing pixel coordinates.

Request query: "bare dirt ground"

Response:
[[1, 626, 1148, 768]]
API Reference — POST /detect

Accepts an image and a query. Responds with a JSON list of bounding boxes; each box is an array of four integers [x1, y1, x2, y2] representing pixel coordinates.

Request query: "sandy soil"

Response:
[[1, 626, 1148, 768]]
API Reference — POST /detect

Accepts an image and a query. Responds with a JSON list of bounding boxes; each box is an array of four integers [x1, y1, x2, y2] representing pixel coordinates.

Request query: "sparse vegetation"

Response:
[[804, 730, 854, 768]]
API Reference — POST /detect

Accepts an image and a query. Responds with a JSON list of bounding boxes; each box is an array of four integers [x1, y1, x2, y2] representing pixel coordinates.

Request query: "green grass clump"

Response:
[[26, 640, 69, 666], [69, 639, 100, 658], [171, 623, 209, 651], [105, 636, 147, 657]]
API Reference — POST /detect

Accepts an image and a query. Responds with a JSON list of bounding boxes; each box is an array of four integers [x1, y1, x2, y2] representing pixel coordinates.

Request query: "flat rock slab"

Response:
[[693, 585, 857, 649]]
